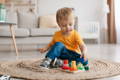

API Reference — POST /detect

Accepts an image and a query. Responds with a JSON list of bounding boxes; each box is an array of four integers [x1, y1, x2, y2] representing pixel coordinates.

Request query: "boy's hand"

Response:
[[80, 53, 87, 61], [38, 48, 48, 53], [79, 44, 87, 61]]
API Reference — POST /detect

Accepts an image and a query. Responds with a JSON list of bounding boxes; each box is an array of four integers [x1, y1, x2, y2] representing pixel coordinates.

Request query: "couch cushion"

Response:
[[39, 14, 58, 28], [17, 11, 38, 28], [30, 28, 59, 36], [0, 28, 29, 37]]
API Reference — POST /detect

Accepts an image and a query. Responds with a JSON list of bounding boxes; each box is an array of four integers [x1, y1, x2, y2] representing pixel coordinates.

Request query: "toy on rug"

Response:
[[77, 62, 85, 71], [69, 61, 78, 71], [61, 59, 85, 73], [62, 59, 70, 70], [48, 58, 85, 73]]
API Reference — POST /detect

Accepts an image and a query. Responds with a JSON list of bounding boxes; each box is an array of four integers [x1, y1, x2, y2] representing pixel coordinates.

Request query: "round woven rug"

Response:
[[0, 58, 120, 80]]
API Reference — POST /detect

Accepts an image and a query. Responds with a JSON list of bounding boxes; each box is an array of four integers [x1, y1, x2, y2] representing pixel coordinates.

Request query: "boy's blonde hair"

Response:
[[56, 7, 74, 25]]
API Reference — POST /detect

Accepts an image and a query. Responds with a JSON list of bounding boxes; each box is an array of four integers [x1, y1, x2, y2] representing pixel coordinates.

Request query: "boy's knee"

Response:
[[54, 42, 64, 46]]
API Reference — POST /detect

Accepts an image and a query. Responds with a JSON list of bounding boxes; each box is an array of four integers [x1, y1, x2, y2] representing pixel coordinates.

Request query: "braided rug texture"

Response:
[[0, 58, 120, 80]]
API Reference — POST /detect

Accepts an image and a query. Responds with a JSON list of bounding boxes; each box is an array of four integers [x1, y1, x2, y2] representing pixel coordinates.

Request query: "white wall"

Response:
[[38, 0, 102, 21], [37, 0, 107, 43], [115, 0, 120, 44]]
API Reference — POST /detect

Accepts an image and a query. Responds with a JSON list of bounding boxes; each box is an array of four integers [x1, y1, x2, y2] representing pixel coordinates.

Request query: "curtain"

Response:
[[107, 0, 117, 43]]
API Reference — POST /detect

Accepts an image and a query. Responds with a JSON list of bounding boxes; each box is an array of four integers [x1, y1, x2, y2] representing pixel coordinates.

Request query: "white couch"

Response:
[[78, 22, 100, 44], [0, 11, 78, 45]]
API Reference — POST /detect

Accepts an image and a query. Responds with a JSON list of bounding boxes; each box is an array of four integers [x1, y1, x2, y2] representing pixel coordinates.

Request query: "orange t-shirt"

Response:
[[48, 30, 84, 54]]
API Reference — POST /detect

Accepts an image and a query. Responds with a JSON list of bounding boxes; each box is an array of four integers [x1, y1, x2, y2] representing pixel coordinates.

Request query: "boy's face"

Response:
[[58, 13, 75, 35]]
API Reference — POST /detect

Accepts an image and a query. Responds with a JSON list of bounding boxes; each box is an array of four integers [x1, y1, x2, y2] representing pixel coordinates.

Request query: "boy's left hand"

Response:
[[80, 53, 87, 61]]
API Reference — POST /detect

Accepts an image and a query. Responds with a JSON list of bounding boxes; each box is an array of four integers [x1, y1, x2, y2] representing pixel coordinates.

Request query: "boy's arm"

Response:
[[38, 41, 54, 53], [39, 37, 55, 53], [74, 30, 87, 59], [79, 44, 87, 57], [46, 40, 55, 50], [79, 44, 88, 61], [43, 44, 51, 51]]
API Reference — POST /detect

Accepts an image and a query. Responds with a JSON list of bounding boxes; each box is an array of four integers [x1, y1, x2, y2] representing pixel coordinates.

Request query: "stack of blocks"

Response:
[[62, 59, 85, 73]]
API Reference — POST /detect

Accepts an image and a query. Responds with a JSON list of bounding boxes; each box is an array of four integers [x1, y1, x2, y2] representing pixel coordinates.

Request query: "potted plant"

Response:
[[0, 2, 6, 22]]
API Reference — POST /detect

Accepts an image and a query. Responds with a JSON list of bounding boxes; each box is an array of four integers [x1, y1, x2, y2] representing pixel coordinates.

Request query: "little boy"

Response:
[[39, 7, 89, 70]]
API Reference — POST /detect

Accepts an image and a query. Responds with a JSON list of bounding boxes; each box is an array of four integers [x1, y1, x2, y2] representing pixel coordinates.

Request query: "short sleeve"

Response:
[[74, 30, 84, 45]]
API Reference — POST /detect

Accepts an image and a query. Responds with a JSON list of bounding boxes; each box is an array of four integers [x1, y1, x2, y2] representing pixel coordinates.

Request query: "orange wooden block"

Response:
[[70, 61, 77, 71]]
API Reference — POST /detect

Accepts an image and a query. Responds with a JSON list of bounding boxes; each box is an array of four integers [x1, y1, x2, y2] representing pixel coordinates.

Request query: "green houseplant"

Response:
[[0, 3, 6, 22]]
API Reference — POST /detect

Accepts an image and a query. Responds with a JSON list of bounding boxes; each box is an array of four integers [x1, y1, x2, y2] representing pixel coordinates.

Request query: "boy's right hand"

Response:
[[38, 48, 48, 53]]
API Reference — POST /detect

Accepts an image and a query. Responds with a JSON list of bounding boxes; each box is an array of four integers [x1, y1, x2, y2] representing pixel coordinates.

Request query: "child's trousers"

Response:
[[46, 42, 88, 66]]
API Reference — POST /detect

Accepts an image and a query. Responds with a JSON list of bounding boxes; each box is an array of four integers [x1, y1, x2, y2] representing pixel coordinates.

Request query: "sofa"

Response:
[[0, 11, 78, 45]]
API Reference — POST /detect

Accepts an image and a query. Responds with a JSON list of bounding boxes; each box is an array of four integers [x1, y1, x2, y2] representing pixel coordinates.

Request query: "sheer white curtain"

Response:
[[115, 0, 120, 44]]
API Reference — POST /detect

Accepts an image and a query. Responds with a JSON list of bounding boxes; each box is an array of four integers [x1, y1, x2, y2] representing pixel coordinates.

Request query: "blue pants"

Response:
[[46, 42, 88, 66]]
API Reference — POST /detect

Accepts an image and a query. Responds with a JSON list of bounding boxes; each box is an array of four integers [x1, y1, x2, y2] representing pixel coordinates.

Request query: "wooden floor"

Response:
[[0, 44, 120, 80]]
